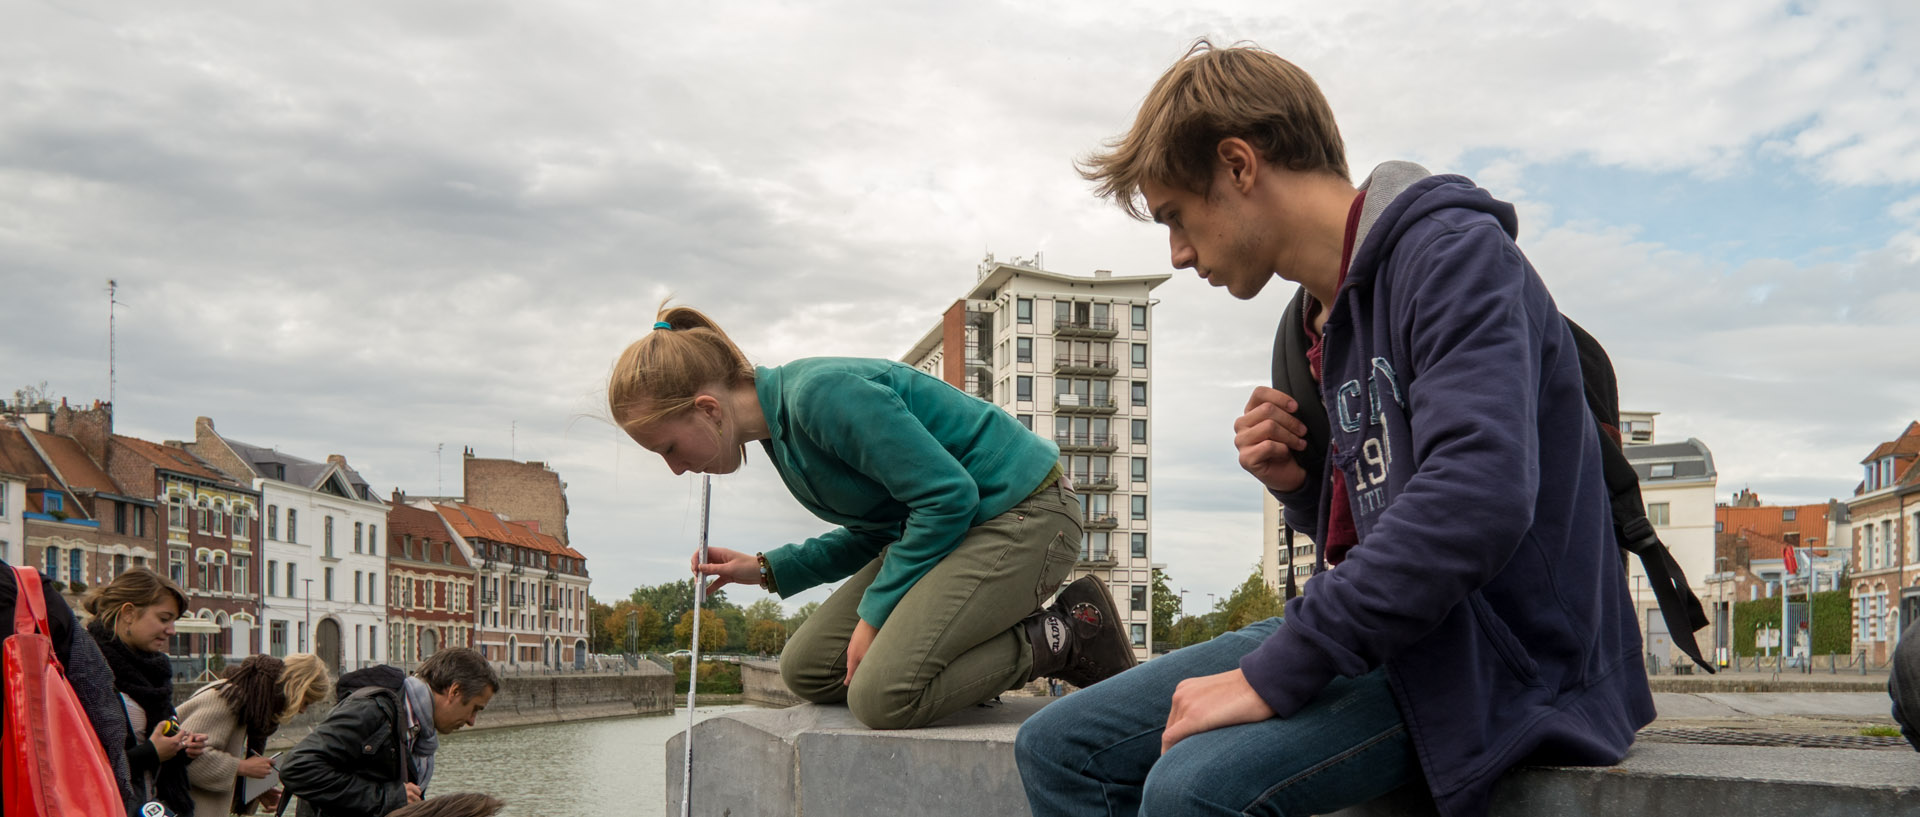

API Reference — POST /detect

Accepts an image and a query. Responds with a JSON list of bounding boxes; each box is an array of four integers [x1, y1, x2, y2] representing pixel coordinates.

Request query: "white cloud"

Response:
[[3, 0, 1917, 611]]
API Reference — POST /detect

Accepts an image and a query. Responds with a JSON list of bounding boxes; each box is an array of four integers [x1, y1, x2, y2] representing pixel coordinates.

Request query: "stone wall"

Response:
[[462, 455, 569, 546], [740, 659, 802, 708], [177, 667, 674, 750]]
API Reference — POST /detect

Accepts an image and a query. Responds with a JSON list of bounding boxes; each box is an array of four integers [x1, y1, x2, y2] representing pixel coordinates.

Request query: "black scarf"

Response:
[[89, 621, 193, 815]]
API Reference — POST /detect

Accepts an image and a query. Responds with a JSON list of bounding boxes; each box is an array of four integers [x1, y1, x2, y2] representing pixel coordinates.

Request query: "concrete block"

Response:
[[672, 698, 1920, 817], [667, 698, 1044, 817]]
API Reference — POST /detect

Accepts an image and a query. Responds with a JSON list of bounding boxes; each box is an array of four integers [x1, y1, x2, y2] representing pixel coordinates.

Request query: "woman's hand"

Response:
[[238, 754, 275, 778], [692, 547, 761, 596], [844, 620, 878, 686], [181, 731, 208, 759], [149, 728, 184, 761]]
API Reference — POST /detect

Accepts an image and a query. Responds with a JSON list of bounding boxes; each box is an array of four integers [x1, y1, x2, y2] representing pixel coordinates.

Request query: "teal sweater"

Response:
[[756, 358, 1060, 628]]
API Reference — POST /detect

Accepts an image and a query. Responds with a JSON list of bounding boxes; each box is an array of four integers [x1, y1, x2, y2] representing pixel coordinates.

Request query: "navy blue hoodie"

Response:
[[1240, 163, 1656, 817]]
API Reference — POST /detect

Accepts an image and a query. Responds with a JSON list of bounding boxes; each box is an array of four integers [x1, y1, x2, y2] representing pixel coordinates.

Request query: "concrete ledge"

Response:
[[669, 700, 1920, 817], [740, 658, 804, 708]]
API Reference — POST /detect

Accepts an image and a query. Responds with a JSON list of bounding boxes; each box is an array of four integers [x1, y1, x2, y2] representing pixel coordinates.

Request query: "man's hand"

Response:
[[256, 788, 281, 812], [238, 754, 275, 778], [1161, 669, 1276, 754], [692, 547, 761, 596], [844, 619, 878, 686], [405, 782, 423, 805], [1234, 387, 1310, 493]]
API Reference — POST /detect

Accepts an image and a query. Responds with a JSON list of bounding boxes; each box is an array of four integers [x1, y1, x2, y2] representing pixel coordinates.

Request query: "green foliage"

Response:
[[1861, 725, 1902, 738], [786, 601, 820, 633], [604, 601, 664, 653], [747, 619, 788, 655], [1221, 570, 1284, 632], [1731, 589, 1851, 657], [674, 608, 728, 650], [744, 597, 785, 624], [672, 658, 743, 694], [1150, 569, 1179, 644], [587, 596, 617, 653]]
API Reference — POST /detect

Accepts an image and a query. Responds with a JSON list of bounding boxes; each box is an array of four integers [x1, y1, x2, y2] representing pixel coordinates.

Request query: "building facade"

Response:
[[903, 258, 1169, 659], [386, 494, 477, 665], [1846, 421, 1920, 665], [1260, 493, 1308, 600], [1623, 435, 1719, 668], [105, 433, 263, 660], [463, 451, 572, 546], [186, 417, 388, 671], [432, 501, 590, 668], [0, 469, 22, 567]]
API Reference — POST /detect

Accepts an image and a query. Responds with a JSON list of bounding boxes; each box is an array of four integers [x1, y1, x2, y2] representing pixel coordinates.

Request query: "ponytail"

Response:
[[608, 303, 756, 432]]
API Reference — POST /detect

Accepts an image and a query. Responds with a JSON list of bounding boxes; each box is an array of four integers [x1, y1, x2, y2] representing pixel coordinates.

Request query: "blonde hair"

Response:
[[82, 568, 188, 633], [278, 653, 332, 723], [1079, 39, 1348, 220], [608, 304, 756, 434]]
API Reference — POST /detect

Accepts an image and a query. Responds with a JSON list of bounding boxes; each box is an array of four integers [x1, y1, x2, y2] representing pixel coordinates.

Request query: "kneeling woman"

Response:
[[178, 653, 332, 816], [609, 306, 1136, 729]]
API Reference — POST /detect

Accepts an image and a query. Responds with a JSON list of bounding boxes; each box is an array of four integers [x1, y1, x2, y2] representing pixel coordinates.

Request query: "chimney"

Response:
[[1093, 269, 1112, 278], [50, 400, 113, 465], [327, 455, 347, 466]]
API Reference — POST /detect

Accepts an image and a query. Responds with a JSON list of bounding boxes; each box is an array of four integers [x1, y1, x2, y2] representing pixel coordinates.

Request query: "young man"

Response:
[[1014, 41, 1655, 817], [279, 648, 500, 817]]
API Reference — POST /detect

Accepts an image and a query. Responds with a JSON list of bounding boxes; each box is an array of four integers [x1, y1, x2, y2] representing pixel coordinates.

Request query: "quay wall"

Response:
[[174, 667, 674, 750]]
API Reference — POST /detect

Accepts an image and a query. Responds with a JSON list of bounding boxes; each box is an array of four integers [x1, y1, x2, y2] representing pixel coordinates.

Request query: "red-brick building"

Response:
[[105, 432, 263, 659], [432, 500, 590, 668], [1848, 421, 1920, 664], [386, 492, 476, 664], [0, 418, 161, 602]]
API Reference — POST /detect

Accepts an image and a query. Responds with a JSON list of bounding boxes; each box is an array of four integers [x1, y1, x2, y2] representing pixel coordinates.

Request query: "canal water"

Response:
[[427, 705, 759, 817]]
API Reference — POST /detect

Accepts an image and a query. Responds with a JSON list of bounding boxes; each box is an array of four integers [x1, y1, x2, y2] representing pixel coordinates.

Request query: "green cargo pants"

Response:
[[780, 483, 1083, 729]]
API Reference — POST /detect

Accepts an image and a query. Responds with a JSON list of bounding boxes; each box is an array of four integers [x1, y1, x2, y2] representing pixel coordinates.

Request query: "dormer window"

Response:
[[1650, 463, 1675, 478]]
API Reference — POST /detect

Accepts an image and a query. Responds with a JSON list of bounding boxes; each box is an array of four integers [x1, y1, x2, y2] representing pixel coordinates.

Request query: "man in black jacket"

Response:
[[279, 648, 500, 817]]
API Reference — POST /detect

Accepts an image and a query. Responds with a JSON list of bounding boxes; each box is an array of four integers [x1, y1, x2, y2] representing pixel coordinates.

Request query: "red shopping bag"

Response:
[[3, 565, 127, 817]]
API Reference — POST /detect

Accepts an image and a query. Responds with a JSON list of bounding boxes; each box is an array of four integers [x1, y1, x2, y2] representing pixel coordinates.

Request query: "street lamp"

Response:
[[299, 578, 313, 654], [1714, 556, 1730, 667], [1178, 588, 1187, 616]]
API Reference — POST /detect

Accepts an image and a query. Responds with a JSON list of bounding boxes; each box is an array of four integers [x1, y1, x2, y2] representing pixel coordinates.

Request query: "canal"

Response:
[[426, 705, 760, 817]]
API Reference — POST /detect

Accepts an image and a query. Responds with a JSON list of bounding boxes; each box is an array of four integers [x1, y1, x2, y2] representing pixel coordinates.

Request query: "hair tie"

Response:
[[653, 321, 673, 330]]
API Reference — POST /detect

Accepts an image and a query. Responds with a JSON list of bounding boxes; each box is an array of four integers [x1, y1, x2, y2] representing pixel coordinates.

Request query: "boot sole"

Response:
[[1071, 576, 1139, 672]]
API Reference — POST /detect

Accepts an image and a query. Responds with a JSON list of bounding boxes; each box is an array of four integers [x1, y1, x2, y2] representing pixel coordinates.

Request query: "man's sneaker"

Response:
[[1022, 576, 1138, 689]]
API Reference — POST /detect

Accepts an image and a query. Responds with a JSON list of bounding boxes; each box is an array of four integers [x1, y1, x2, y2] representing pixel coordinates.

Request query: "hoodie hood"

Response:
[[1347, 162, 1520, 294]]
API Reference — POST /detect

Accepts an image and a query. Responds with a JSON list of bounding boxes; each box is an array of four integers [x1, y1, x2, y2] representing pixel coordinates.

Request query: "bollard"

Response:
[[1829, 652, 1837, 674], [1860, 650, 1868, 675]]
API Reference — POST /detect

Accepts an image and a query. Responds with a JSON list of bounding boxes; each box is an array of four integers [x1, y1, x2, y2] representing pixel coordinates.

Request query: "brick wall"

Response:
[[463, 456, 570, 545]]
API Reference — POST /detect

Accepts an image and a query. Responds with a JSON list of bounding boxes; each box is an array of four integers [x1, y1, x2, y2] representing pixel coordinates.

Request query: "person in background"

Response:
[[178, 653, 333, 816], [0, 560, 139, 813], [386, 793, 506, 817], [278, 648, 499, 817], [1889, 618, 1920, 752], [83, 568, 207, 816]]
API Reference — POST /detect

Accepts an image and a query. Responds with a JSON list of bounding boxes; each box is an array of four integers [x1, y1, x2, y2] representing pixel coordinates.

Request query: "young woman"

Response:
[[609, 305, 1137, 730], [83, 568, 205, 815], [178, 653, 332, 816]]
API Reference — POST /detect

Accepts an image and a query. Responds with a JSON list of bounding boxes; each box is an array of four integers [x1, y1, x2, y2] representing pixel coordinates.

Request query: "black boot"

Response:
[[1023, 576, 1138, 689]]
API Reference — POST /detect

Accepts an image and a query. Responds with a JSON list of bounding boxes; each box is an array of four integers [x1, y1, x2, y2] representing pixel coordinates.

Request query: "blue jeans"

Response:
[[1015, 618, 1416, 816]]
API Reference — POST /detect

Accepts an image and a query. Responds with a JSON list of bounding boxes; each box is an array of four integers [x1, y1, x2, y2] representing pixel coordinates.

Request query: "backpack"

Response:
[[333, 664, 408, 702], [3, 565, 129, 817], [1271, 289, 1713, 673]]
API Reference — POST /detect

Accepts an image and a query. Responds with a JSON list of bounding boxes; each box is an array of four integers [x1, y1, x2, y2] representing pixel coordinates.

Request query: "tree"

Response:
[[786, 601, 821, 633], [1150, 569, 1179, 646], [1165, 615, 1213, 649], [604, 601, 664, 653], [1221, 570, 1284, 632], [587, 596, 617, 653], [633, 580, 729, 651], [744, 597, 785, 625], [675, 609, 728, 651], [747, 619, 789, 656]]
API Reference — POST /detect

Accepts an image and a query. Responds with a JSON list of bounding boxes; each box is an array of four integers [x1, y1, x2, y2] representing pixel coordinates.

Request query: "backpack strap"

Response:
[[1566, 319, 1714, 673], [12, 565, 51, 642]]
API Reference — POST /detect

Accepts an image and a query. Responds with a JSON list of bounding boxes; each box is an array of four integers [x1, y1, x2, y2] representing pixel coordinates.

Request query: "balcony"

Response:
[[542, 600, 559, 611], [1054, 433, 1118, 453], [480, 590, 499, 605], [1079, 548, 1116, 566], [1084, 514, 1119, 530], [508, 593, 527, 609], [1053, 317, 1118, 338], [1054, 394, 1117, 415], [1069, 473, 1117, 492], [509, 563, 523, 575], [1053, 355, 1116, 377]]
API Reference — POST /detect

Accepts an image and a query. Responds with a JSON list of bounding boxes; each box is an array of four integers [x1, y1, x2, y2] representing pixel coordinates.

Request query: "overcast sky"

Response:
[[4, 1, 1917, 615]]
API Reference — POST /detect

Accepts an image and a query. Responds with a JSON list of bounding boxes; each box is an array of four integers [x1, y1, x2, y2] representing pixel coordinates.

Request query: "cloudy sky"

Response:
[[5, 0, 1917, 615]]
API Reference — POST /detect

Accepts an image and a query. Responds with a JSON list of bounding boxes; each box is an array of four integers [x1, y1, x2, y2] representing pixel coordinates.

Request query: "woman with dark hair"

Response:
[[83, 567, 206, 815], [178, 653, 332, 816]]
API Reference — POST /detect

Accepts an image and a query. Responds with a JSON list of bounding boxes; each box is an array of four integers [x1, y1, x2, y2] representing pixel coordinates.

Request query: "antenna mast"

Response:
[[107, 279, 120, 408]]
